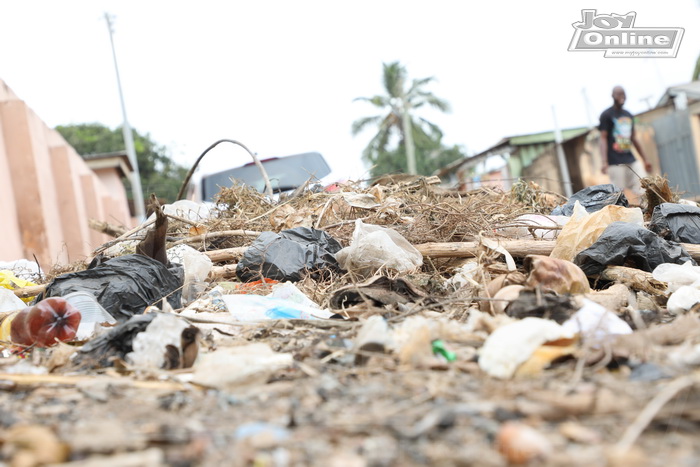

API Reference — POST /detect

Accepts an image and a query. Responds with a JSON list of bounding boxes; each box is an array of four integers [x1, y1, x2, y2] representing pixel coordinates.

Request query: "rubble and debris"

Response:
[[3, 177, 700, 464]]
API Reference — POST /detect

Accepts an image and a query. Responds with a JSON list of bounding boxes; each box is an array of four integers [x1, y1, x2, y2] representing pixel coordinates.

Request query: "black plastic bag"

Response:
[[574, 222, 695, 276], [38, 254, 183, 322], [649, 203, 700, 244], [552, 184, 628, 216], [236, 227, 343, 282]]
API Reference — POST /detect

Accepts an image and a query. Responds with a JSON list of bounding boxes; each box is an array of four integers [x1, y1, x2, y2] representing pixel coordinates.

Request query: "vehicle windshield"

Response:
[[201, 152, 331, 201]]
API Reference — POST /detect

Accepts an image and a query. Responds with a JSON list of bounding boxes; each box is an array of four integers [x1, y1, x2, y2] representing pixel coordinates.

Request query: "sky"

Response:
[[1, 1, 699, 183]]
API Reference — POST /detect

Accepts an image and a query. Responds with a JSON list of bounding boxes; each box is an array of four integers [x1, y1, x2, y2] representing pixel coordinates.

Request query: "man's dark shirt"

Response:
[[599, 106, 636, 165]]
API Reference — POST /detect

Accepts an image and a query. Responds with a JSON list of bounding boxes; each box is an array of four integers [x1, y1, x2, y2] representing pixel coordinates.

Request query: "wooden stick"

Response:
[[88, 219, 128, 238], [0, 373, 187, 390], [614, 375, 697, 454], [209, 264, 239, 280], [415, 239, 700, 262], [598, 266, 667, 296], [171, 229, 261, 246], [12, 284, 46, 299], [204, 247, 247, 262], [414, 240, 557, 258], [92, 218, 156, 255]]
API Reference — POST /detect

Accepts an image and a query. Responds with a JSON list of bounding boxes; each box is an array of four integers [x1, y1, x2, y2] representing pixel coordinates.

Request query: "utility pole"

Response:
[[552, 105, 573, 198], [104, 12, 145, 221], [581, 88, 595, 128], [401, 100, 417, 175]]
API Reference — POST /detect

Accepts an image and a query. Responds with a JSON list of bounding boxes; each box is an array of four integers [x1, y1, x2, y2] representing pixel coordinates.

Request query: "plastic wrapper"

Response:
[[168, 245, 213, 303], [550, 204, 643, 262], [38, 254, 183, 322], [551, 184, 628, 216], [126, 313, 189, 369], [236, 227, 343, 283], [0, 288, 25, 313], [222, 293, 332, 321], [72, 313, 157, 368], [0, 270, 38, 303], [561, 299, 632, 341], [574, 222, 696, 276], [649, 203, 700, 244], [478, 317, 574, 379], [335, 220, 423, 277]]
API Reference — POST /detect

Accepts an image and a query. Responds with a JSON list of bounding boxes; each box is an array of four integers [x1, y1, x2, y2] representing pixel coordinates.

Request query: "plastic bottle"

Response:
[[0, 297, 81, 347]]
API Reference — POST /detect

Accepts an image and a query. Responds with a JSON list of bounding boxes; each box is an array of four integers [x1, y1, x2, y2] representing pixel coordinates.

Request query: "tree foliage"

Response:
[[372, 138, 466, 177], [55, 123, 187, 203], [353, 61, 458, 177]]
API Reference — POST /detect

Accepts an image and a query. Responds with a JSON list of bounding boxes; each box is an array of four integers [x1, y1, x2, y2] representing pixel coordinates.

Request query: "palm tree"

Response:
[[352, 61, 450, 175]]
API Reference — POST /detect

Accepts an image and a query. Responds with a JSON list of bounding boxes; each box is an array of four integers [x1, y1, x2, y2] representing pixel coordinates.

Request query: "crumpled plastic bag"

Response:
[[38, 254, 184, 322], [652, 261, 700, 293], [551, 184, 628, 216], [236, 227, 343, 283], [649, 203, 700, 244], [574, 222, 696, 276], [550, 203, 643, 261], [335, 220, 423, 277]]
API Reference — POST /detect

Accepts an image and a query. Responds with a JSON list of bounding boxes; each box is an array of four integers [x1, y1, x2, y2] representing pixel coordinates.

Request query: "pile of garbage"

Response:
[[2, 178, 700, 465]]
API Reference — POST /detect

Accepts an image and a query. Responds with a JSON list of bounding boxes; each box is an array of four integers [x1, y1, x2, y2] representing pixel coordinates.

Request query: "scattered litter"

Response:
[[0, 287, 24, 313], [3, 297, 81, 347], [550, 204, 643, 261], [190, 343, 293, 389], [222, 293, 333, 321], [551, 183, 628, 216], [648, 203, 700, 244], [524, 255, 590, 294], [3, 177, 700, 464], [479, 317, 574, 379], [561, 299, 633, 341], [38, 254, 184, 322], [574, 222, 695, 275], [335, 220, 423, 277], [0, 269, 38, 303], [237, 227, 343, 282]]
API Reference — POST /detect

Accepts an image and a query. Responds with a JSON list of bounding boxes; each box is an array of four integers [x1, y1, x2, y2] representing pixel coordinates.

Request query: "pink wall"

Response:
[[0, 79, 133, 269]]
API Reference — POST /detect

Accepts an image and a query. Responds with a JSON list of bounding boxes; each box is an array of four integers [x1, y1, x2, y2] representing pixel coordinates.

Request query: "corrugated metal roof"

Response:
[[507, 127, 590, 146], [657, 80, 700, 107]]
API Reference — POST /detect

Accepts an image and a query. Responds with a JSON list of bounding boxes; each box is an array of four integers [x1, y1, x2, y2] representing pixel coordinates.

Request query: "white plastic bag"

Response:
[[335, 220, 423, 277], [667, 286, 700, 315], [561, 299, 632, 341], [652, 261, 700, 293]]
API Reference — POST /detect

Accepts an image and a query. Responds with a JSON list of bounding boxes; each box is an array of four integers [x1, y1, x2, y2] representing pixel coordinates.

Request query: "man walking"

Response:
[[599, 86, 652, 202]]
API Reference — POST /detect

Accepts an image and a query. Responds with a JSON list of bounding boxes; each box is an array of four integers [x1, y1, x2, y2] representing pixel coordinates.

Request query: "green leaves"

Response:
[[56, 123, 187, 204]]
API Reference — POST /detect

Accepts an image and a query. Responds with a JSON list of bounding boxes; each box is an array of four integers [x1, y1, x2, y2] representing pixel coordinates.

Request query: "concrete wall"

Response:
[[0, 79, 133, 268]]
